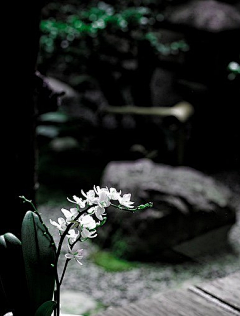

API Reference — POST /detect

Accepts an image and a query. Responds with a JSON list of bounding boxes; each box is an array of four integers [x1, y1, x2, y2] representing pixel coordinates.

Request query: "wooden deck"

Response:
[[94, 270, 240, 316]]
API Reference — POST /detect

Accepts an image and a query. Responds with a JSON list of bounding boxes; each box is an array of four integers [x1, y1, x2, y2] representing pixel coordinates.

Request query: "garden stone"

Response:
[[164, 0, 240, 33], [99, 159, 236, 261]]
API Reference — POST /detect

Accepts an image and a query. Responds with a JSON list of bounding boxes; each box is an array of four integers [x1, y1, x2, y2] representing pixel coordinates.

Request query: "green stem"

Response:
[[70, 235, 81, 249], [110, 202, 153, 212], [59, 233, 82, 285], [60, 259, 70, 285], [54, 286, 60, 316], [54, 290, 57, 316], [19, 195, 38, 213]]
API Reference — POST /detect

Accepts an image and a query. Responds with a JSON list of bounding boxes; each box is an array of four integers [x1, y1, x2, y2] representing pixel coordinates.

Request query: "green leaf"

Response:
[[34, 300, 56, 316], [0, 233, 31, 315], [4, 232, 21, 247], [0, 235, 7, 248], [22, 211, 56, 313]]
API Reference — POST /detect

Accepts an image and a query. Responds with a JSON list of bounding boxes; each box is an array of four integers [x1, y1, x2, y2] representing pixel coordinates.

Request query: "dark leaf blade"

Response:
[[34, 300, 57, 316], [22, 211, 56, 313], [0, 233, 31, 315]]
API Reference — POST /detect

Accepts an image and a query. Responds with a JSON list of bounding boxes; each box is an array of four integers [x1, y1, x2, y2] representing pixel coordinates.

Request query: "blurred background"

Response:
[[36, 0, 240, 198], [7, 0, 240, 315]]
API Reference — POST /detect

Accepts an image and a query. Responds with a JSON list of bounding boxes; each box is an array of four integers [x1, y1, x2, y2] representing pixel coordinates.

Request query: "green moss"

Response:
[[90, 250, 139, 272]]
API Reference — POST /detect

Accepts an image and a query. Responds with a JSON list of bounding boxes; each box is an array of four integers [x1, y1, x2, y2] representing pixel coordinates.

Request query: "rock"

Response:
[[164, 0, 240, 33], [98, 159, 236, 261]]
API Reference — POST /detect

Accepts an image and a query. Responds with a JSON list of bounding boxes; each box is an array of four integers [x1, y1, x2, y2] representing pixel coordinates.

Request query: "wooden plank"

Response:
[[95, 288, 235, 316], [193, 270, 240, 312], [152, 289, 236, 316]]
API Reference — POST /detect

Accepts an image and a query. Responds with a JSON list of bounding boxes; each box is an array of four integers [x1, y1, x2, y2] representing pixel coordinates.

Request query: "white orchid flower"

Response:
[[94, 185, 108, 195], [98, 190, 110, 208], [88, 205, 106, 220], [118, 193, 134, 208], [65, 246, 83, 265], [80, 227, 97, 239], [108, 187, 121, 200], [79, 214, 97, 230], [87, 206, 96, 215], [78, 214, 98, 239], [67, 195, 86, 208], [66, 229, 79, 244], [61, 207, 78, 223], [81, 189, 97, 205], [95, 205, 106, 221], [93, 186, 110, 207], [93, 185, 101, 195], [49, 217, 67, 232]]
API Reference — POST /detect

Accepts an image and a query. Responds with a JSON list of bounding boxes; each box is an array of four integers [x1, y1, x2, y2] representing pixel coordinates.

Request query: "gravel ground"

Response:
[[38, 169, 240, 314]]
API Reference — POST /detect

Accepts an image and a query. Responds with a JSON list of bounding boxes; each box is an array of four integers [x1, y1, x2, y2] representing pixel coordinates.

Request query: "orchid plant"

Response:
[[48, 185, 152, 316], [0, 185, 152, 316]]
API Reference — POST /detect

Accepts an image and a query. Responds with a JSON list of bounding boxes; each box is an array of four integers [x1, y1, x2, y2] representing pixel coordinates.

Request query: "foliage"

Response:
[[40, 1, 188, 56], [38, 1, 189, 89], [0, 215, 56, 316]]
